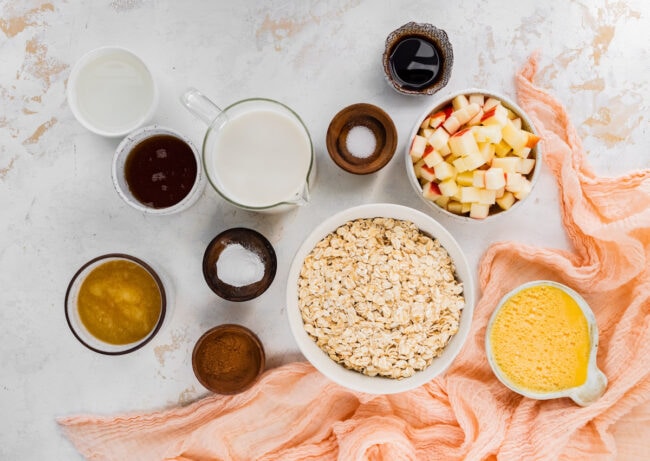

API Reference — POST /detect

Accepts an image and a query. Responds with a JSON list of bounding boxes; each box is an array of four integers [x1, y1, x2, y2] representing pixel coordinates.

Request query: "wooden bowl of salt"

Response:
[[202, 227, 277, 302], [326, 103, 397, 175]]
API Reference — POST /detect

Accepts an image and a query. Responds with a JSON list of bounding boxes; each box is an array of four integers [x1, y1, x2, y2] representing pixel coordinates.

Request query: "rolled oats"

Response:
[[298, 217, 464, 379]]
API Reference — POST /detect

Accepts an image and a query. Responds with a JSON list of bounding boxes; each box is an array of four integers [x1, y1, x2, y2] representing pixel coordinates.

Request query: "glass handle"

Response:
[[181, 88, 222, 125]]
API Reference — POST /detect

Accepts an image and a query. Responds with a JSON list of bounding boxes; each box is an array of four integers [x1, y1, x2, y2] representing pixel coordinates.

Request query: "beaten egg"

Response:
[[488, 283, 591, 393]]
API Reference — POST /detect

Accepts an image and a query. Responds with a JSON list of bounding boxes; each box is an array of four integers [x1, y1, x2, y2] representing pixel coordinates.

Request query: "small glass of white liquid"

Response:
[[67, 47, 158, 137]]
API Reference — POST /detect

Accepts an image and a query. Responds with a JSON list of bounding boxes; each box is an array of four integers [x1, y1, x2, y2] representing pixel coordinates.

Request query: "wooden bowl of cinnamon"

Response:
[[192, 324, 265, 395]]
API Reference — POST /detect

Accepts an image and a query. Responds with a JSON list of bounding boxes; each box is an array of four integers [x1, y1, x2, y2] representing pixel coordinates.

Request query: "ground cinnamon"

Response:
[[193, 325, 264, 394]]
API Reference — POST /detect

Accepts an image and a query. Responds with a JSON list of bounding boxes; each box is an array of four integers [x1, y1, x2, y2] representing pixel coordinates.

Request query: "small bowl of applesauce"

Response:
[[64, 253, 168, 355], [486, 280, 607, 406]]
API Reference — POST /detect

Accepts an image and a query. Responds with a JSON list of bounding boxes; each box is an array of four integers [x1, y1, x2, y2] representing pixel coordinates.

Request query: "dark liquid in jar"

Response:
[[125, 134, 197, 208], [389, 36, 440, 91]]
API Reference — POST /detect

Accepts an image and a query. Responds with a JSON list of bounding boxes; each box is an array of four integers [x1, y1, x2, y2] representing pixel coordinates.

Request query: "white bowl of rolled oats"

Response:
[[286, 203, 475, 394]]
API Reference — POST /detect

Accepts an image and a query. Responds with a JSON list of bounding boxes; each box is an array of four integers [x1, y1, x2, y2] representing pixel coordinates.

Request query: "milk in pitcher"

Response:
[[209, 109, 312, 208]]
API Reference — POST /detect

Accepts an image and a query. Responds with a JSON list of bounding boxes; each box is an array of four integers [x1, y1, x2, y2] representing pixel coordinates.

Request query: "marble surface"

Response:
[[1, 1, 648, 459]]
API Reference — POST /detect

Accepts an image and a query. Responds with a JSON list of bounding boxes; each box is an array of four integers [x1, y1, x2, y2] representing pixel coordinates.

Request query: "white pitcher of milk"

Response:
[[181, 89, 314, 212]]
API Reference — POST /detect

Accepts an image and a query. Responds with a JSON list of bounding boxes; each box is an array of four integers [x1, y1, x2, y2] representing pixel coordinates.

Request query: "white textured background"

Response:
[[0, 1, 648, 458]]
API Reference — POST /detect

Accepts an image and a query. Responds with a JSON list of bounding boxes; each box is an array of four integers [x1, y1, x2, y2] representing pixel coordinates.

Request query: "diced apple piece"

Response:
[[420, 117, 432, 129], [517, 158, 536, 175], [438, 142, 451, 157], [452, 94, 469, 110], [478, 142, 496, 164], [428, 127, 450, 151], [477, 188, 497, 205], [463, 152, 487, 171], [434, 161, 456, 181], [410, 135, 427, 162], [470, 203, 490, 219], [456, 171, 474, 187], [526, 132, 541, 148], [453, 103, 481, 125], [473, 170, 486, 188], [502, 120, 528, 151], [514, 178, 532, 200], [473, 125, 503, 144], [459, 186, 481, 203], [439, 179, 459, 197], [413, 159, 425, 178], [485, 167, 506, 190], [453, 157, 469, 172], [513, 146, 531, 159], [422, 181, 442, 200], [421, 128, 434, 139], [481, 104, 509, 127], [427, 107, 453, 128], [446, 151, 460, 163], [435, 196, 450, 208], [461, 202, 472, 213], [494, 140, 512, 157], [448, 129, 480, 157], [496, 191, 516, 210], [442, 115, 461, 135], [422, 149, 444, 167], [505, 108, 517, 120], [505, 172, 524, 192], [492, 157, 520, 173], [495, 186, 505, 198], [469, 94, 485, 106], [483, 97, 501, 111], [420, 165, 436, 182], [511, 117, 522, 129], [467, 109, 484, 126], [447, 201, 464, 215]]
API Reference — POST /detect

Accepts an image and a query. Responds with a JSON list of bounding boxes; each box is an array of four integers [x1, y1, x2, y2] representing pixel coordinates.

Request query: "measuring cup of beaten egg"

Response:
[[486, 280, 607, 406]]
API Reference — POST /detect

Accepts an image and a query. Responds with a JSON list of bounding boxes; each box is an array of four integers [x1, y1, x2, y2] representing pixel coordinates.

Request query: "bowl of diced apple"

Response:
[[405, 89, 541, 220]]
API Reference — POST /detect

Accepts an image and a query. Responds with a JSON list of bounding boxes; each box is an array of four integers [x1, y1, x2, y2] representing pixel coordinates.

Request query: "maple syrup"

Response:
[[388, 36, 441, 91], [124, 134, 197, 208]]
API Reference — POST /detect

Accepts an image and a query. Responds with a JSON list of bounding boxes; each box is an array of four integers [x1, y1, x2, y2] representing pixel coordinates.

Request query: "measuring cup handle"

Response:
[[181, 88, 222, 125], [570, 367, 607, 406]]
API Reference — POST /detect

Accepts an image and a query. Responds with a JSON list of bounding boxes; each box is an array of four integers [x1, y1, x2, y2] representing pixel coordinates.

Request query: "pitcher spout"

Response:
[[288, 182, 310, 206]]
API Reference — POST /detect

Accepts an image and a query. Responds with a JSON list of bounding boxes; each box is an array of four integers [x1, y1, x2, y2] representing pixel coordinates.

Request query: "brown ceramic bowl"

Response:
[[326, 103, 397, 174], [202, 227, 277, 302], [192, 324, 265, 395], [382, 22, 453, 96]]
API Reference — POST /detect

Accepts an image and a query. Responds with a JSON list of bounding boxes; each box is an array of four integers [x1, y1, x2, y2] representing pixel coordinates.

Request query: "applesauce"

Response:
[[77, 259, 162, 345]]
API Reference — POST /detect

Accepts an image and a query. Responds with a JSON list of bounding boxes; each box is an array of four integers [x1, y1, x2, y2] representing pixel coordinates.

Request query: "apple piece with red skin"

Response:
[[422, 181, 442, 201], [409, 135, 427, 162], [428, 106, 453, 128]]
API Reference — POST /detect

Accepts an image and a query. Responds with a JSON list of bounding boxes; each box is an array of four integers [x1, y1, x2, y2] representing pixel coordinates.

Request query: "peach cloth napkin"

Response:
[[58, 55, 650, 461]]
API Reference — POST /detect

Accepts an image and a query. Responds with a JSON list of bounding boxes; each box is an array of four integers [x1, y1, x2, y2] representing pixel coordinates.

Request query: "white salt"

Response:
[[216, 243, 265, 287], [346, 125, 376, 159]]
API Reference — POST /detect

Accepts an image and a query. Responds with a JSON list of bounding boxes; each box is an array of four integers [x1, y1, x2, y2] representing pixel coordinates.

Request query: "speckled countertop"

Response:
[[0, 1, 648, 459]]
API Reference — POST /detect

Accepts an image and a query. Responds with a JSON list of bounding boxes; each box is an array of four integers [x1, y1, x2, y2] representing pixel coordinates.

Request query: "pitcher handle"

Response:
[[181, 88, 222, 125]]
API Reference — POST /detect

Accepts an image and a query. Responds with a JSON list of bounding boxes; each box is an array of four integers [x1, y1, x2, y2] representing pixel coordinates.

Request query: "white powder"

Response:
[[216, 243, 265, 287], [346, 125, 376, 159]]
